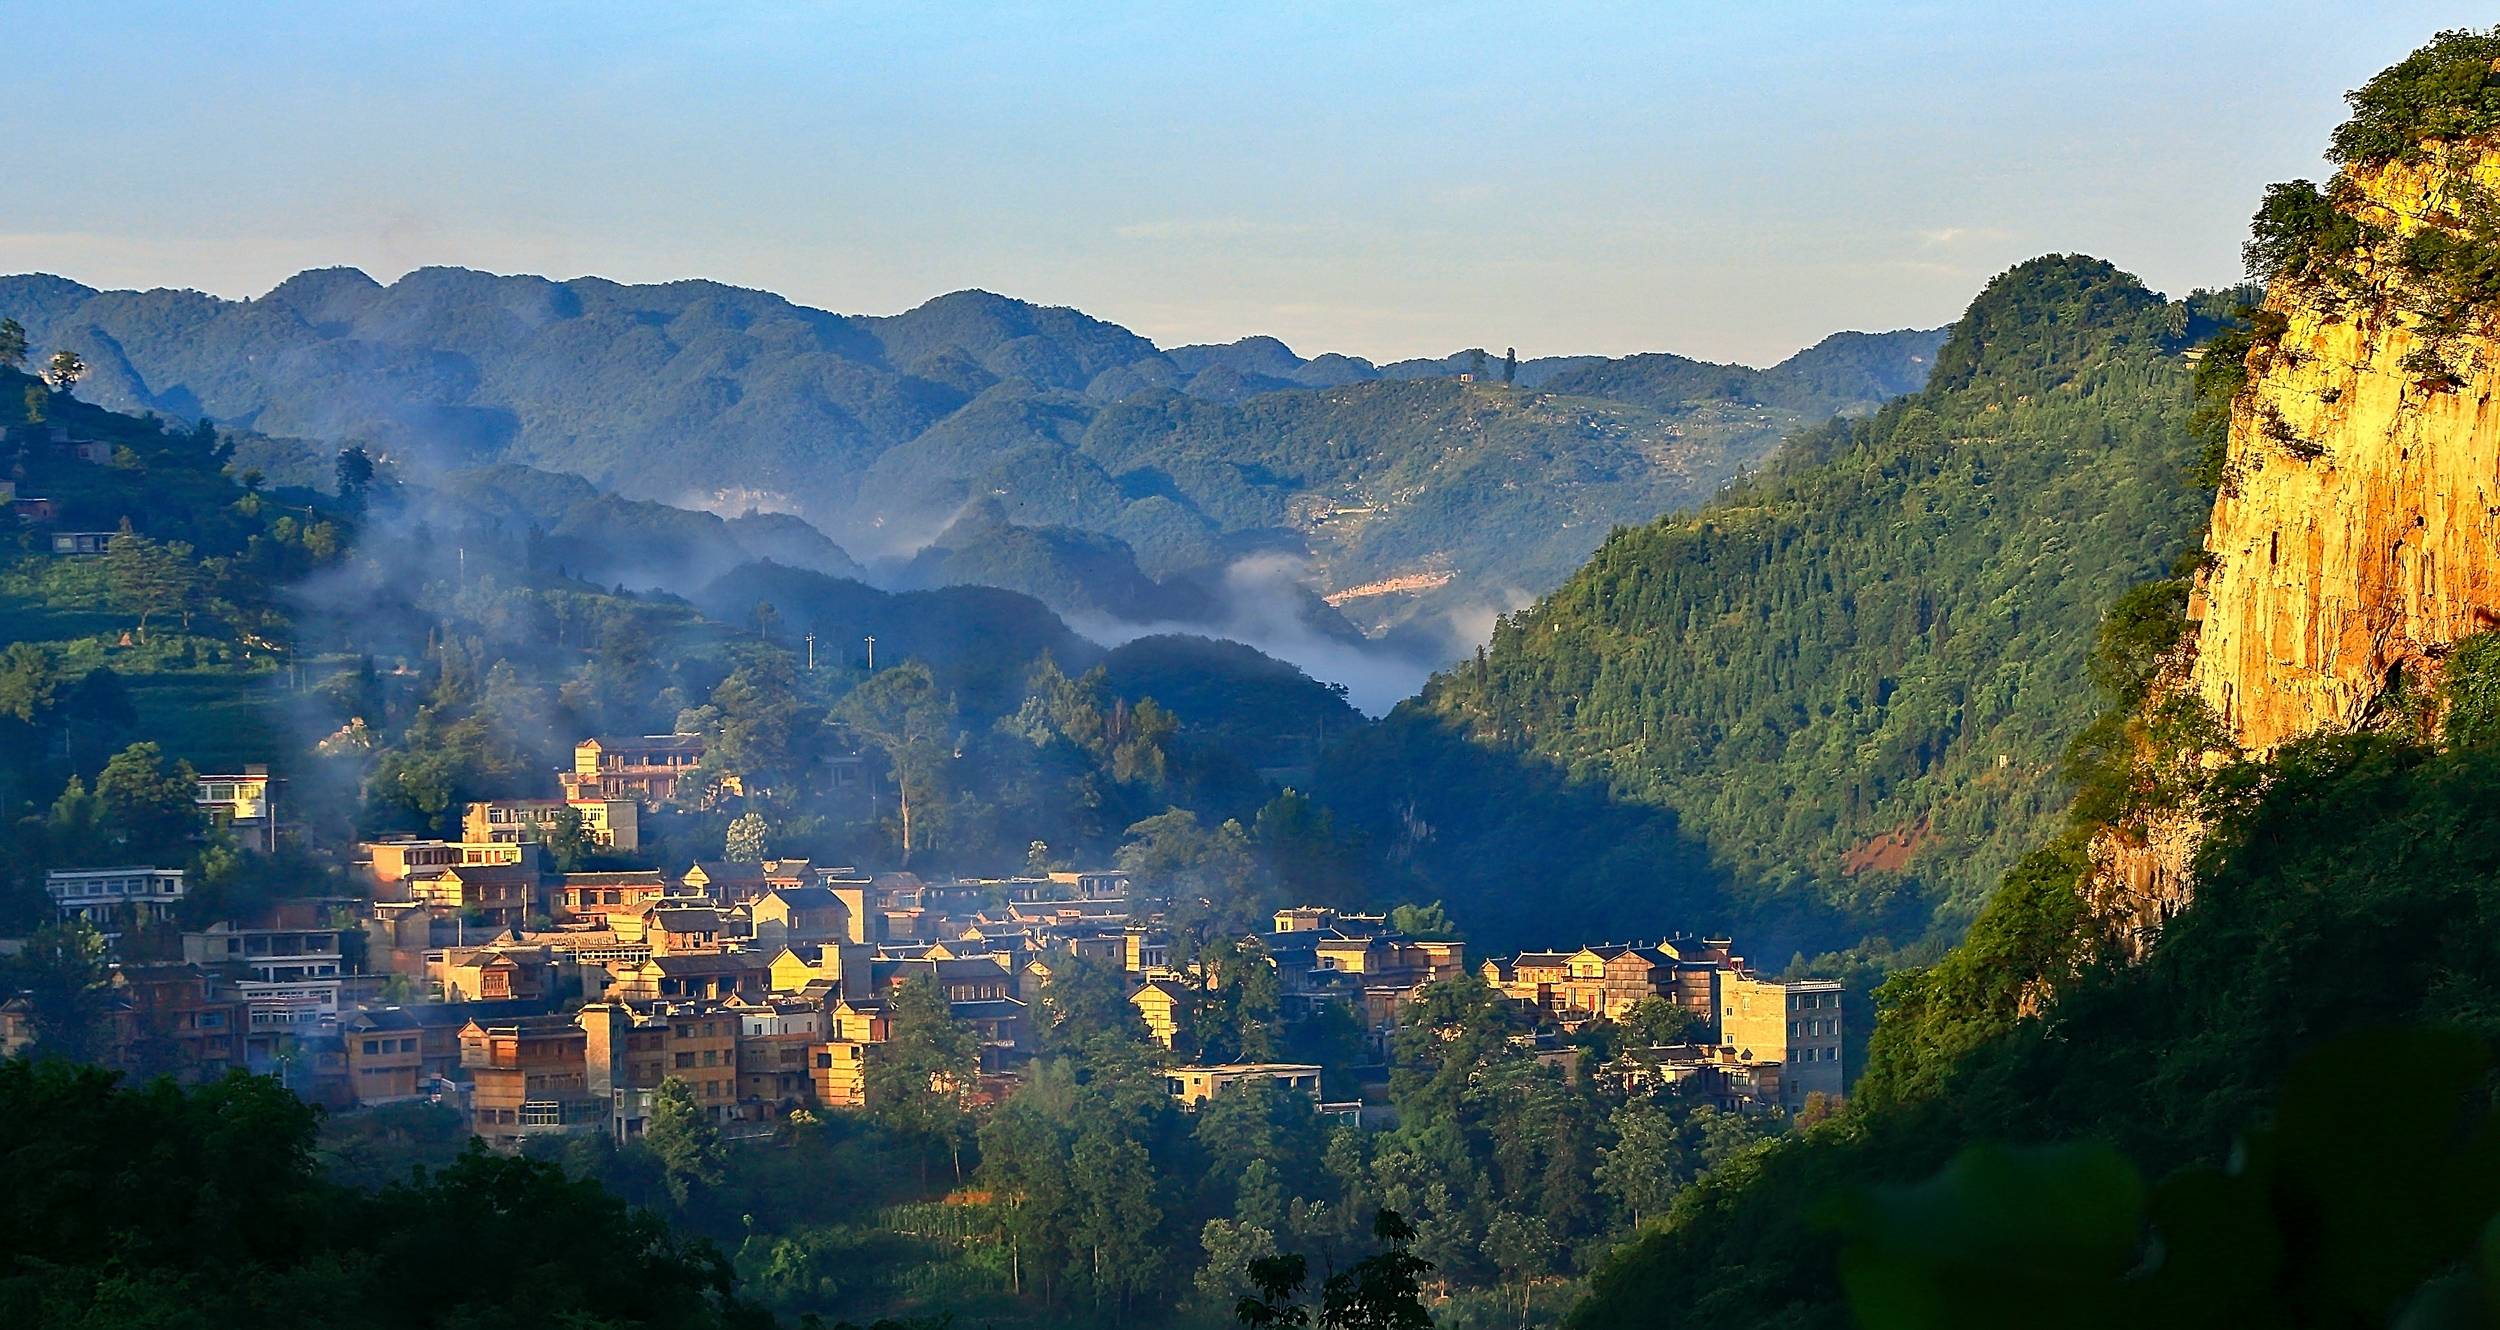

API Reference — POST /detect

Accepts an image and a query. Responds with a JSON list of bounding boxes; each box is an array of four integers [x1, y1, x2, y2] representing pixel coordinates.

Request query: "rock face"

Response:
[[2097, 145, 2500, 936], [2189, 149, 2500, 753]]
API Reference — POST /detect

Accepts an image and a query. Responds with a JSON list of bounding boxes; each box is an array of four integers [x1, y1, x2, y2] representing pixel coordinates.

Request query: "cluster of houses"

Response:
[[3, 733, 1850, 1148], [4, 421, 124, 550]]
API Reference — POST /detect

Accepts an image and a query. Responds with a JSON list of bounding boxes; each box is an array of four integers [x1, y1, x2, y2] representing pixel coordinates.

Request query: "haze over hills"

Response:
[[0, 267, 1943, 678]]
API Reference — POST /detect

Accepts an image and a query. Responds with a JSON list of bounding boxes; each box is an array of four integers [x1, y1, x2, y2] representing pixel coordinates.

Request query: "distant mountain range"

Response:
[[0, 267, 1943, 659]]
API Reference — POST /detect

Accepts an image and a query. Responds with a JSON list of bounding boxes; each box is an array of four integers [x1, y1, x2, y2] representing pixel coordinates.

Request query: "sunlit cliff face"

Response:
[[2189, 145, 2500, 756], [2094, 141, 2500, 937]]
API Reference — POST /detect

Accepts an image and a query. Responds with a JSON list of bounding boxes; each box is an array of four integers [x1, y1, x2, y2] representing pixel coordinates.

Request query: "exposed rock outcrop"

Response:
[[2097, 141, 2500, 934]]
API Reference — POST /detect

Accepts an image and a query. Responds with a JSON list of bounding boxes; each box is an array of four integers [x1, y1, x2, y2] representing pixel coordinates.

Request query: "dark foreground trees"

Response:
[[0, 1058, 774, 1330]]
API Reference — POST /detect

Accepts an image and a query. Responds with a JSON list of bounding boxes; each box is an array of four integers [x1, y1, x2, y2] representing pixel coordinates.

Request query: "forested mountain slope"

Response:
[[1324, 256, 2234, 951], [1568, 33, 2500, 1327], [0, 269, 1939, 634]]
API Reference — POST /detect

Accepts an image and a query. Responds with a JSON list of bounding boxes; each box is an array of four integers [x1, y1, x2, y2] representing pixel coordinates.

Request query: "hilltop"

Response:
[[1322, 254, 2234, 953], [0, 268, 1941, 639]]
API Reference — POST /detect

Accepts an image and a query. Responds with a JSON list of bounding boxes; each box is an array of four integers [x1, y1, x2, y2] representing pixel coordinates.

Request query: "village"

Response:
[[3, 729, 1849, 1150]]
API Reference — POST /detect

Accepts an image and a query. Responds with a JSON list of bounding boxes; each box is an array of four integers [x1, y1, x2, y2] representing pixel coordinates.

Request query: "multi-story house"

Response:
[[1165, 1062, 1325, 1108], [406, 863, 541, 930], [559, 734, 715, 805], [360, 838, 532, 890], [579, 1000, 742, 1138], [1719, 974, 1845, 1108], [751, 884, 870, 949], [459, 1013, 598, 1148], [733, 999, 827, 1113], [553, 869, 670, 919], [194, 765, 279, 853], [181, 903, 348, 1041], [110, 962, 249, 1082], [344, 1008, 431, 1104], [461, 797, 641, 852], [602, 950, 774, 1004], [680, 860, 771, 905], [45, 866, 187, 933], [430, 942, 562, 1003], [1130, 977, 1191, 1049]]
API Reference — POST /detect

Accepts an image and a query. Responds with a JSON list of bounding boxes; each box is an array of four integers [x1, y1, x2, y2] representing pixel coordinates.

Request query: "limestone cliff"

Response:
[[2094, 141, 2500, 936], [2192, 147, 2500, 750]]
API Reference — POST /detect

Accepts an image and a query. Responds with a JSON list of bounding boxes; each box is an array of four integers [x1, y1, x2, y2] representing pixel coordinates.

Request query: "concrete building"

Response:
[[462, 797, 641, 852], [46, 866, 186, 932], [1719, 975, 1845, 1108], [194, 765, 279, 853], [560, 734, 714, 805], [1165, 1062, 1324, 1108]]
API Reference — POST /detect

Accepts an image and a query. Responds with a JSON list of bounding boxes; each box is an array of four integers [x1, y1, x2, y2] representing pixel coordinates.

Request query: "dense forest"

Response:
[[1323, 256, 2246, 957]]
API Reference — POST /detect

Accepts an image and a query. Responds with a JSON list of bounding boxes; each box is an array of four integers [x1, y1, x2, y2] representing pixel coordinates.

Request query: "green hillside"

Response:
[[1323, 257, 2240, 952]]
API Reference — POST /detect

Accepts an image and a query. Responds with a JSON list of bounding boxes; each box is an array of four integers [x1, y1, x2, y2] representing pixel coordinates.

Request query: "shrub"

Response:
[[2329, 27, 2500, 166], [2440, 631, 2500, 748], [2243, 181, 2374, 286]]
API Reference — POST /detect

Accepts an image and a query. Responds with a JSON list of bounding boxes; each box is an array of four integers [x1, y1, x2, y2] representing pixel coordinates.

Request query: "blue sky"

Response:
[[0, 2, 2480, 364]]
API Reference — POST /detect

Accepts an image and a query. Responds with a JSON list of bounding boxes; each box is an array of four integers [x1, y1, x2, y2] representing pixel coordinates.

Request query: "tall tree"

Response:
[[839, 662, 956, 863], [0, 317, 26, 369], [646, 1075, 727, 1207], [42, 349, 84, 395], [103, 522, 199, 643], [334, 445, 375, 511], [866, 973, 978, 1183], [0, 920, 113, 1061], [93, 741, 204, 864], [723, 811, 771, 863]]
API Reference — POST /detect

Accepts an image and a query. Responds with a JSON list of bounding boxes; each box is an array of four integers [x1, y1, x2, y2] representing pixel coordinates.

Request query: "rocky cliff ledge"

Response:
[[2094, 138, 2500, 936], [2189, 146, 2500, 752]]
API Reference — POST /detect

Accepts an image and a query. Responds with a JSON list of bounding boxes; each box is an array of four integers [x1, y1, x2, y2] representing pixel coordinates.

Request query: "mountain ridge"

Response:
[[0, 266, 1944, 643]]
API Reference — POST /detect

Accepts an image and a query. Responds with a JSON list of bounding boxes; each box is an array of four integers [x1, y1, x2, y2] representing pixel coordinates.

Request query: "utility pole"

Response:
[[805, 632, 816, 671], [864, 635, 877, 672]]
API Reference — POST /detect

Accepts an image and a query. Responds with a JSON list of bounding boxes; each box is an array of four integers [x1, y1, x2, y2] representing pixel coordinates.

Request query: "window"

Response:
[[674, 1052, 695, 1069], [702, 1048, 719, 1066], [363, 1040, 380, 1055]]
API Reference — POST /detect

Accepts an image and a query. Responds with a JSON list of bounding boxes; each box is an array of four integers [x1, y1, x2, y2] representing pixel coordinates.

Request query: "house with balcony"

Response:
[[45, 866, 187, 933], [462, 797, 641, 852], [195, 765, 280, 853], [458, 1013, 598, 1149], [559, 734, 717, 805], [1165, 1062, 1324, 1108]]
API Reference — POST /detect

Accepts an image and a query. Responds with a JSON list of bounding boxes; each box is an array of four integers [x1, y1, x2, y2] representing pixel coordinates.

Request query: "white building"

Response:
[[196, 766, 279, 853], [45, 867, 187, 930]]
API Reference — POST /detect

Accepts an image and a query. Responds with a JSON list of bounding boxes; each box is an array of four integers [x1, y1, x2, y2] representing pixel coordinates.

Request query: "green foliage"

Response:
[[840, 662, 959, 864], [725, 810, 771, 862], [1335, 257, 2226, 952], [866, 973, 980, 1183], [2328, 26, 2500, 166], [1386, 900, 1457, 940], [0, 1059, 767, 1329], [1571, 720, 2500, 1329], [1834, 1029, 2500, 1330], [1237, 1210, 1436, 1330], [649, 1075, 730, 1207], [2442, 631, 2500, 747], [0, 921, 112, 1062], [2242, 180, 2377, 288]]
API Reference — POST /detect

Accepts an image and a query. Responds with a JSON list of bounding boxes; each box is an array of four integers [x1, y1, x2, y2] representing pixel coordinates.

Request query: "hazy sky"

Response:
[[0, 3, 2480, 365]]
